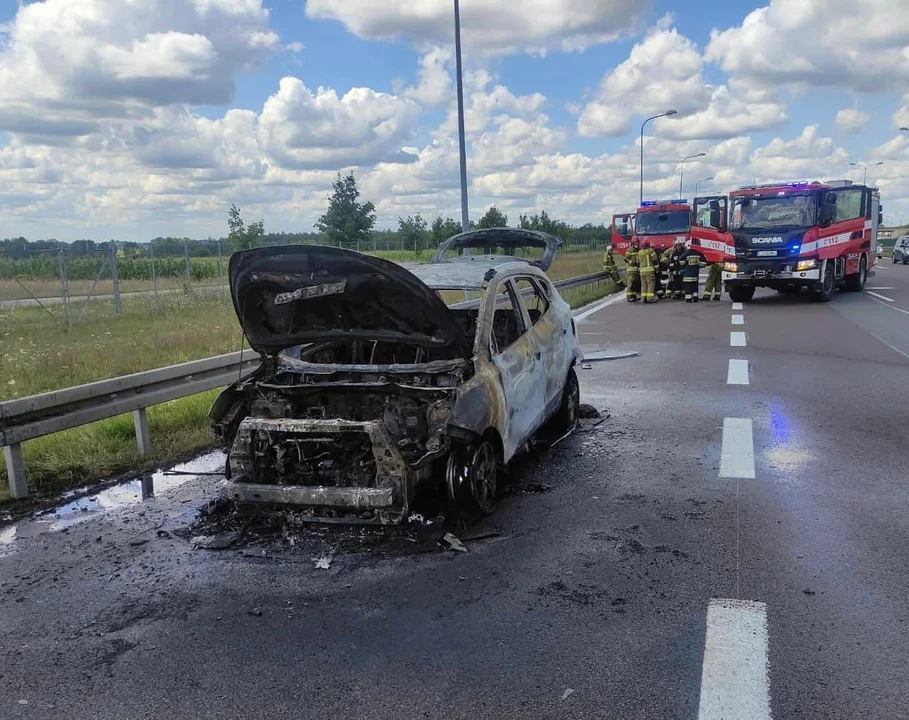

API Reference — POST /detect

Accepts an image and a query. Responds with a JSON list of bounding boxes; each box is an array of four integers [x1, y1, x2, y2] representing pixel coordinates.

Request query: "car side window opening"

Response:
[[490, 282, 527, 355], [513, 277, 551, 326]]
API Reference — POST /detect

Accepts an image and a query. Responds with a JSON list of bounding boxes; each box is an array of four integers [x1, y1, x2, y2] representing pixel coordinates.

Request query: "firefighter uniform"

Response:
[[638, 243, 659, 303], [680, 245, 707, 302], [602, 246, 625, 289], [625, 244, 641, 302], [703, 262, 723, 301], [665, 243, 686, 299]]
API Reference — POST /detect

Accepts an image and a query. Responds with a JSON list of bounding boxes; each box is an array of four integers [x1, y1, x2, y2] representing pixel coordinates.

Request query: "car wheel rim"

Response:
[[567, 377, 579, 427], [470, 442, 497, 512]]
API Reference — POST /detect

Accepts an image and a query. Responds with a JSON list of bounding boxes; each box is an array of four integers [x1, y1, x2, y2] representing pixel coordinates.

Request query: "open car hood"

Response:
[[229, 246, 470, 357], [432, 228, 562, 271]]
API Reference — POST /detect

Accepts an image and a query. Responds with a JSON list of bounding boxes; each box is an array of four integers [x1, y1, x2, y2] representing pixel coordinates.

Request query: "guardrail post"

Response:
[[133, 408, 151, 456], [3, 443, 28, 499]]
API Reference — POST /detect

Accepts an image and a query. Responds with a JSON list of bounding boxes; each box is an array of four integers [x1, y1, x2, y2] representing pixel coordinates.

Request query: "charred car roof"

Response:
[[431, 228, 562, 271], [229, 245, 471, 357]]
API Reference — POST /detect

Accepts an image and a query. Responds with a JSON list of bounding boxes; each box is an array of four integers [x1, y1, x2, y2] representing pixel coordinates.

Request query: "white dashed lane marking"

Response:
[[727, 359, 750, 385], [867, 291, 895, 303], [731, 314, 745, 325], [730, 332, 747, 347], [719, 418, 755, 479], [732, 302, 744, 310], [697, 598, 772, 720]]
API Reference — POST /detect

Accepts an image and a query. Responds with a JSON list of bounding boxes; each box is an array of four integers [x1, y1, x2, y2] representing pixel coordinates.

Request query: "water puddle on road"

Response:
[[0, 451, 225, 557]]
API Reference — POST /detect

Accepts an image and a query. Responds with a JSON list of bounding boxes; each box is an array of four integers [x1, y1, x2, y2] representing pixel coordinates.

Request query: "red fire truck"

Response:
[[611, 197, 729, 262], [722, 180, 881, 303]]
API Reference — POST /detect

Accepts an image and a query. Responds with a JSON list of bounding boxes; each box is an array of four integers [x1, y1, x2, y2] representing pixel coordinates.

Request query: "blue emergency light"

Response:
[[641, 198, 687, 206]]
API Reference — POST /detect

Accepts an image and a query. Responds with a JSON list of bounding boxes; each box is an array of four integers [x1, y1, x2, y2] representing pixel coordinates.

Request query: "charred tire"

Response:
[[813, 261, 835, 302], [727, 285, 756, 303], [446, 441, 498, 514], [468, 441, 498, 514], [549, 367, 580, 437], [845, 255, 867, 292]]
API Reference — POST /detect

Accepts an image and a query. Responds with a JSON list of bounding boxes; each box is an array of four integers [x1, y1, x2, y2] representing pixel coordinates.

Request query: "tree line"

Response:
[[2, 172, 611, 259]]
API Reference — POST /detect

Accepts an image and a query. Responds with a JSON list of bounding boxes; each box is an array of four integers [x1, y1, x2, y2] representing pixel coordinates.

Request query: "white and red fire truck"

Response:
[[722, 180, 881, 303], [611, 197, 729, 263]]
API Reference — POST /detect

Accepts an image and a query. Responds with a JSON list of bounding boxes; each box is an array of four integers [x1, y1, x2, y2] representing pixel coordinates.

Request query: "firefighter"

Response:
[[637, 239, 659, 304], [680, 240, 707, 302], [703, 259, 723, 301], [625, 238, 641, 302], [664, 238, 686, 299], [602, 245, 625, 290], [654, 250, 666, 299]]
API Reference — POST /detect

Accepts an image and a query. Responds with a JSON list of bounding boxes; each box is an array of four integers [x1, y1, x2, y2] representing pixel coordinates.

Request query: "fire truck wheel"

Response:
[[727, 285, 755, 303], [814, 261, 835, 302], [845, 255, 867, 292]]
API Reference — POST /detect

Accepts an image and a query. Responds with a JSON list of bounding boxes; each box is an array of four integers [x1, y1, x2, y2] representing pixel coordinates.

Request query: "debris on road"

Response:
[[191, 532, 240, 550], [578, 404, 601, 419], [561, 688, 575, 701], [522, 483, 553, 494], [581, 350, 639, 362], [442, 532, 468, 553], [248, 607, 263, 617], [315, 550, 334, 570]]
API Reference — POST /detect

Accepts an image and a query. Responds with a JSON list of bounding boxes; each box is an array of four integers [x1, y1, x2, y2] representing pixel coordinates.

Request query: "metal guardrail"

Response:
[[0, 270, 612, 499]]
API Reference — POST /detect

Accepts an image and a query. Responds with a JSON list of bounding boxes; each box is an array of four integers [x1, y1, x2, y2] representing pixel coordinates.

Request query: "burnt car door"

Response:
[[511, 275, 565, 414], [486, 277, 547, 460]]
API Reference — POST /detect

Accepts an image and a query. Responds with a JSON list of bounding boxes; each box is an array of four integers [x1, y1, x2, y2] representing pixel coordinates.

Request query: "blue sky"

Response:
[[1, 0, 908, 241]]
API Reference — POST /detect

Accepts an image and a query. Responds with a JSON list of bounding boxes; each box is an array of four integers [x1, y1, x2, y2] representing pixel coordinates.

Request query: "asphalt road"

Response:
[[1, 269, 908, 719]]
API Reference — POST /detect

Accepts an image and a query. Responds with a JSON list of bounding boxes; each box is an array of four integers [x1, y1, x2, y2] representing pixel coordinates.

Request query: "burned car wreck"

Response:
[[210, 229, 582, 524]]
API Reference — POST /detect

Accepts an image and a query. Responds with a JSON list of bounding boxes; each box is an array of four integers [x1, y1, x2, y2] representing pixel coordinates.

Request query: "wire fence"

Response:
[[0, 234, 611, 332], [0, 240, 230, 325]]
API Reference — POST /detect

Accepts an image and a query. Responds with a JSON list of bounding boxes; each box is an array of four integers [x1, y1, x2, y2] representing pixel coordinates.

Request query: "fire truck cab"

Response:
[[611, 197, 729, 262], [722, 180, 881, 303]]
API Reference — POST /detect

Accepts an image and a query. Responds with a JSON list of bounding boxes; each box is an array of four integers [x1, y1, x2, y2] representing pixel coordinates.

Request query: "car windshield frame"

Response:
[[635, 210, 691, 236], [731, 193, 818, 231]]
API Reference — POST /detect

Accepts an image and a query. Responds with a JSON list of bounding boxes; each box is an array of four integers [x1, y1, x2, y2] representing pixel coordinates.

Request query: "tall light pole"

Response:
[[678, 152, 706, 198], [454, 0, 469, 233], [850, 161, 883, 185], [640, 110, 677, 206], [695, 176, 715, 196]]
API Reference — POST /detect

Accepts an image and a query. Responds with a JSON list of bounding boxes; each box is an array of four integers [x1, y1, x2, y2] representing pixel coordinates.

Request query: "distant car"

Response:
[[210, 229, 583, 524], [893, 236, 909, 265]]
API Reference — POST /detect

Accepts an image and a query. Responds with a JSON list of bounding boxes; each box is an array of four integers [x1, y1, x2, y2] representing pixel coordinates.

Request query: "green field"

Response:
[[0, 249, 612, 501]]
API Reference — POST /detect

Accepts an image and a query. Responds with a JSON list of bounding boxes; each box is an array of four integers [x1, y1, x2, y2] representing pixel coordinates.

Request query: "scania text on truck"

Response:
[[611, 197, 729, 262], [722, 180, 881, 303]]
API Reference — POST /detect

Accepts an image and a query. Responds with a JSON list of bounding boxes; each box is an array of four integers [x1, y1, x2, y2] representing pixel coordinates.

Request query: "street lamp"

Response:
[[679, 152, 706, 198], [695, 176, 715, 196], [640, 110, 678, 205], [454, 0, 469, 233], [850, 161, 883, 185]]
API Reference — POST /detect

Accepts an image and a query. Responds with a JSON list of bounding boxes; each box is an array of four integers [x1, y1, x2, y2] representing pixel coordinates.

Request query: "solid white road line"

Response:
[[730, 332, 747, 347], [727, 359, 750, 385], [867, 286, 895, 290], [867, 291, 895, 303], [697, 598, 772, 720], [573, 291, 626, 322], [732, 302, 744, 310], [731, 314, 745, 325], [720, 418, 755, 479]]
